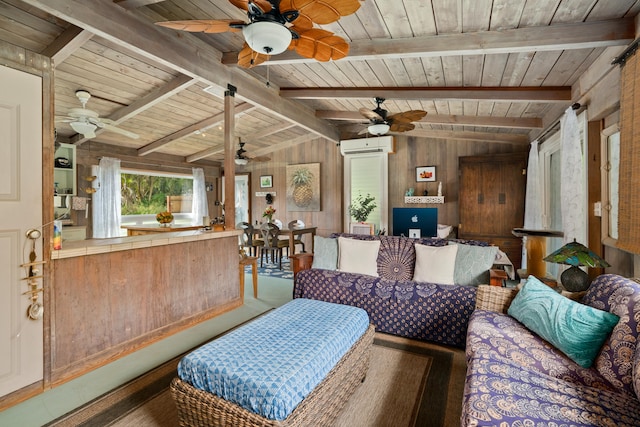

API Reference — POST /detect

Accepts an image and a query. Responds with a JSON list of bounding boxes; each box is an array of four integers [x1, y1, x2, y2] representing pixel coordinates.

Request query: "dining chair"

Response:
[[288, 220, 306, 254], [259, 222, 288, 269], [237, 222, 263, 257]]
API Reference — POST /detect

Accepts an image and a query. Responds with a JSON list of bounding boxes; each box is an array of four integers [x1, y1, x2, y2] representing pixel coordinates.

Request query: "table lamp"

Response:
[[543, 239, 610, 292]]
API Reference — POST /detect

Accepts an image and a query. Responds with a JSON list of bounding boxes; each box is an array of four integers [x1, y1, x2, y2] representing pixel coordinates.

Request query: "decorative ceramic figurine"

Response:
[[405, 187, 415, 196], [437, 182, 443, 197]]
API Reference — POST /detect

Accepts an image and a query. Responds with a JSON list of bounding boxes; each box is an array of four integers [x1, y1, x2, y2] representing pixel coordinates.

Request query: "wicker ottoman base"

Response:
[[171, 324, 374, 427]]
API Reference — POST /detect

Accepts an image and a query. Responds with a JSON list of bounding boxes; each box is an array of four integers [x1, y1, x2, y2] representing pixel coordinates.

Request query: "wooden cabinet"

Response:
[[458, 152, 528, 270]]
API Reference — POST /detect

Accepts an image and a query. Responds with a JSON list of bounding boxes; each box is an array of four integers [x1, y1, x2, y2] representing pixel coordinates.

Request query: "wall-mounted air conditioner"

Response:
[[339, 136, 395, 156]]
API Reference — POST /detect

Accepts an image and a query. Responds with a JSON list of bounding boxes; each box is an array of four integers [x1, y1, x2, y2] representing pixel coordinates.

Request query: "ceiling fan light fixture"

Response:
[[235, 157, 249, 166], [70, 121, 97, 138], [368, 123, 390, 135], [243, 21, 292, 55]]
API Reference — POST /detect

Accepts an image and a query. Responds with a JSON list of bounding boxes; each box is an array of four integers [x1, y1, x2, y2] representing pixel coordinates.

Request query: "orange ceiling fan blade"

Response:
[[229, 0, 273, 13], [359, 107, 384, 122], [237, 43, 270, 68], [292, 29, 349, 61], [389, 121, 416, 133], [388, 110, 427, 123], [155, 19, 244, 33], [281, 0, 362, 25]]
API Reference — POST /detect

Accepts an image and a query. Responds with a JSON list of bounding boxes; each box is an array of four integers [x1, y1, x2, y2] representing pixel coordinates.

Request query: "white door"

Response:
[[0, 65, 43, 396]]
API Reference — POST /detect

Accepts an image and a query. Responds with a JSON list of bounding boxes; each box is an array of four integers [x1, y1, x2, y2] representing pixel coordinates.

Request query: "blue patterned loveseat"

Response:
[[462, 274, 640, 426], [293, 234, 500, 348]]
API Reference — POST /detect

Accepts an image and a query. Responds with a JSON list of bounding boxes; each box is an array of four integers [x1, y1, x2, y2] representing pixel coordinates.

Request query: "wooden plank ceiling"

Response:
[[1, 0, 637, 165]]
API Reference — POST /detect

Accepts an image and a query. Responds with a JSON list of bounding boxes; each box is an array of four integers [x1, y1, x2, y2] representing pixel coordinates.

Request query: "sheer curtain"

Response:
[[524, 140, 542, 229], [191, 167, 209, 226], [93, 157, 121, 238], [560, 107, 586, 245]]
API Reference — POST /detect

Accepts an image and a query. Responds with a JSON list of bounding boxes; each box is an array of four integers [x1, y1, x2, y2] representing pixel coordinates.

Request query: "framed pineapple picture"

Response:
[[286, 163, 321, 211]]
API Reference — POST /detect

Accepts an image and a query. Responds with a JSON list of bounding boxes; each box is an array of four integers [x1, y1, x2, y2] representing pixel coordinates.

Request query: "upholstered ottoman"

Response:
[[171, 298, 374, 427]]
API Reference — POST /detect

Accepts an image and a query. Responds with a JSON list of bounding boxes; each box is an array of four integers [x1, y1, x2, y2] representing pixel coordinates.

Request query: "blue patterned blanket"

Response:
[[177, 298, 370, 421]]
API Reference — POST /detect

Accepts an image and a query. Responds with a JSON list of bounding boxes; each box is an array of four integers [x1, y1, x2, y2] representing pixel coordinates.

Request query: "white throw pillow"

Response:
[[413, 244, 459, 285], [338, 237, 380, 277]]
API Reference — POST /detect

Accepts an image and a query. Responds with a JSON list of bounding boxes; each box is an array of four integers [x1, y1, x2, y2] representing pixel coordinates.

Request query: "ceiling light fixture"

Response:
[[368, 123, 390, 135], [235, 158, 249, 166], [243, 22, 292, 55], [70, 121, 97, 138]]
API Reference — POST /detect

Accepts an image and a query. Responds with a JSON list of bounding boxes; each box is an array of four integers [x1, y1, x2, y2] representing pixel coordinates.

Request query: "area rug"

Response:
[[245, 255, 294, 280], [46, 334, 465, 427]]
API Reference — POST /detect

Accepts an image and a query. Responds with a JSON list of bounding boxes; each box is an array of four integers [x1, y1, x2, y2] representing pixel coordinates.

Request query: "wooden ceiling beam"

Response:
[[406, 129, 529, 144], [317, 110, 542, 129], [284, 87, 571, 102], [21, 0, 340, 142], [186, 122, 296, 162], [113, 0, 167, 10], [40, 25, 94, 65], [138, 102, 255, 156], [73, 74, 198, 146], [223, 18, 635, 66]]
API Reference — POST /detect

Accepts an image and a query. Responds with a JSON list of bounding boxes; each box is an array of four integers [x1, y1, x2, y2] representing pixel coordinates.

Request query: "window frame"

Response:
[[343, 152, 388, 234], [120, 168, 194, 227], [600, 123, 620, 247]]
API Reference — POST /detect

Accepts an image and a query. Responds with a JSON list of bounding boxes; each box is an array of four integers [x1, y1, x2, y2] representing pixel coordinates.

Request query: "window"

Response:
[[344, 153, 388, 234], [539, 111, 588, 278], [539, 132, 563, 278], [601, 126, 620, 244], [120, 169, 193, 227]]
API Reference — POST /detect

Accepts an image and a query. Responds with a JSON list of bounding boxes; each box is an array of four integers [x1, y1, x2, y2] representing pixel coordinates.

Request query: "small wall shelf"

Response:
[[404, 196, 445, 204]]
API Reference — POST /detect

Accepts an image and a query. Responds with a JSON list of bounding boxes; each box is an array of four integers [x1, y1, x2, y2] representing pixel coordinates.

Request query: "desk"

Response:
[[278, 226, 317, 256], [122, 225, 203, 236]]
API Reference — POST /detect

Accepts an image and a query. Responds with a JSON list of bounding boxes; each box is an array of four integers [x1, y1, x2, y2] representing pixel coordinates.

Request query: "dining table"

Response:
[[278, 225, 317, 256]]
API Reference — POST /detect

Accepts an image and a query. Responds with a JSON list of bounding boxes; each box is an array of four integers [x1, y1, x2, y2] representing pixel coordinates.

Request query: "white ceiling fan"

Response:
[[56, 90, 139, 139]]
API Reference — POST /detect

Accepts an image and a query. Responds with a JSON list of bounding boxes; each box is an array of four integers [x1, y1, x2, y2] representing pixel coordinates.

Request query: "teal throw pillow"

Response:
[[507, 275, 619, 368], [311, 236, 338, 270], [452, 244, 498, 286]]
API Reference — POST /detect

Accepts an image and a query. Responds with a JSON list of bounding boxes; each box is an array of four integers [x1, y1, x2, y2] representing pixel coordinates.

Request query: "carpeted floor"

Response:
[[46, 333, 465, 427]]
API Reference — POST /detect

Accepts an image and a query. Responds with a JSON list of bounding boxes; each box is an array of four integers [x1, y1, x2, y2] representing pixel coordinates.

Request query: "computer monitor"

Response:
[[392, 207, 438, 238]]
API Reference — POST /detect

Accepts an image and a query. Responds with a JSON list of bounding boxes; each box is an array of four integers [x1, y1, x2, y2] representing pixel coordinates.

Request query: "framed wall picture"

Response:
[[416, 166, 436, 182], [286, 163, 321, 211], [260, 175, 273, 188]]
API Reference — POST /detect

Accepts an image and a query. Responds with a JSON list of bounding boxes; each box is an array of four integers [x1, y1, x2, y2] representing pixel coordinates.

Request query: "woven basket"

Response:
[[475, 285, 519, 313], [171, 324, 375, 427]]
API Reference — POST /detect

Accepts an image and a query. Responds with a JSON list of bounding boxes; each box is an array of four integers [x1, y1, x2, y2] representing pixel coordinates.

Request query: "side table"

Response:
[[289, 253, 314, 280], [239, 256, 258, 300]]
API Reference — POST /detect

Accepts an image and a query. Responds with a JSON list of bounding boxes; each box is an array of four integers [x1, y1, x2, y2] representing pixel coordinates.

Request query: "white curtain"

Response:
[[93, 157, 121, 238], [191, 168, 209, 226], [524, 140, 542, 229], [560, 107, 586, 244]]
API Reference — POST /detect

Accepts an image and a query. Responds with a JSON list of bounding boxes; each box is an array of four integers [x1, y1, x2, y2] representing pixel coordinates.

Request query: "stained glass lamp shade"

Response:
[[543, 239, 610, 292]]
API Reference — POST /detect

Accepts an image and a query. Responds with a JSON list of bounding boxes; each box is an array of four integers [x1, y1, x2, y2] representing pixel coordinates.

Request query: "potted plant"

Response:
[[348, 193, 377, 222]]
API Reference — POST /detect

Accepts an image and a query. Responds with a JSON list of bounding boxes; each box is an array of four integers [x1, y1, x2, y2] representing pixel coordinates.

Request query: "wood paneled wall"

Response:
[[49, 236, 240, 386], [239, 134, 528, 239]]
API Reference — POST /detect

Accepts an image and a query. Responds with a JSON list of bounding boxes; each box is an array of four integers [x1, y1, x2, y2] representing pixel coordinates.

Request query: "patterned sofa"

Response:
[[462, 274, 640, 426], [293, 234, 500, 348]]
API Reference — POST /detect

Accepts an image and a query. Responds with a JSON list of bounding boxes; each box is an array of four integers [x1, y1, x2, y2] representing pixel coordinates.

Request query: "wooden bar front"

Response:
[[49, 233, 241, 386]]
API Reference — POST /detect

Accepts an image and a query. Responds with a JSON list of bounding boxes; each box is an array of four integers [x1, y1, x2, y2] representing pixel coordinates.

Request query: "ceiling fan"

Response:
[[359, 97, 427, 135], [235, 138, 271, 165], [155, 0, 362, 68], [55, 90, 139, 139]]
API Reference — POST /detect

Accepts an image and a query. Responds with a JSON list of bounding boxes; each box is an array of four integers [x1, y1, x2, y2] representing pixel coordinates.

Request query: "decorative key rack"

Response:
[[21, 228, 45, 320]]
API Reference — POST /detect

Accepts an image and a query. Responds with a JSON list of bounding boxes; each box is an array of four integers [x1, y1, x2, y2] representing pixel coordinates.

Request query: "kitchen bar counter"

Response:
[[51, 228, 241, 259]]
